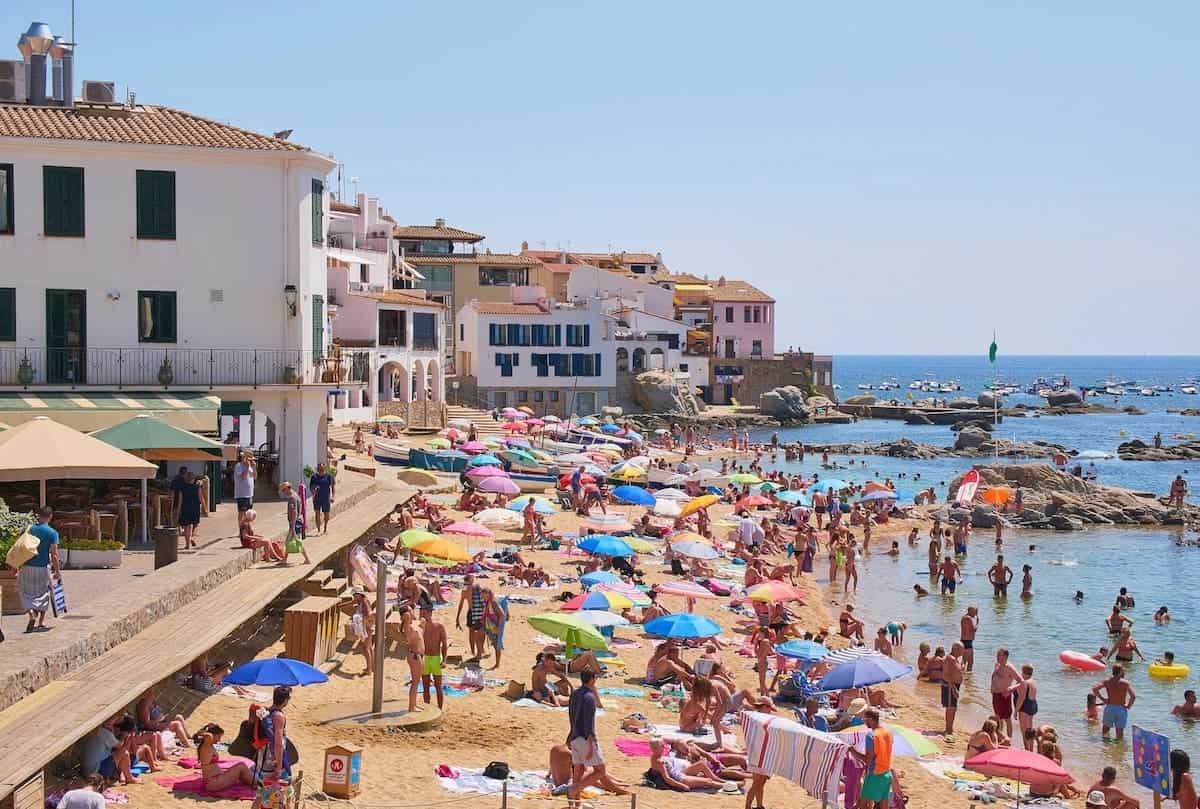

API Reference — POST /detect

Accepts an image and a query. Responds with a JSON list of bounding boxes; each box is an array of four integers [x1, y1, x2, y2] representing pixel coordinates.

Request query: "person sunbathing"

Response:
[[136, 688, 191, 749], [647, 737, 730, 792], [669, 739, 751, 781], [645, 642, 694, 686], [566, 648, 604, 675], [530, 654, 571, 706], [193, 724, 253, 792]]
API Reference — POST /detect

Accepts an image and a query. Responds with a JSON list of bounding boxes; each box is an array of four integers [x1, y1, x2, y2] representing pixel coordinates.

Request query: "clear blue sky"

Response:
[[6, 2, 1197, 355]]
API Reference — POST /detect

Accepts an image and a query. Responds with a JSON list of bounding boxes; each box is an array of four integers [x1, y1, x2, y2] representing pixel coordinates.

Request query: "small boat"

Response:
[[1154, 385, 1172, 393], [1182, 385, 1198, 395], [372, 436, 411, 466], [857, 384, 873, 390], [1104, 386, 1124, 396], [1140, 388, 1157, 397], [909, 381, 923, 390]]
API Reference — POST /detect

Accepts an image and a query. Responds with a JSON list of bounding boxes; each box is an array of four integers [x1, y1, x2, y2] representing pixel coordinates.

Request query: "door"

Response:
[[723, 383, 733, 404], [724, 339, 735, 359], [575, 391, 596, 416], [46, 289, 86, 383], [492, 391, 507, 409]]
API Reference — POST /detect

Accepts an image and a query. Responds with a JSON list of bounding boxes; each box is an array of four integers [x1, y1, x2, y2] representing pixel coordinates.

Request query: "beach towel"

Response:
[[610, 637, 642, 648], [177, 755, 254, 770], [153, 773, 256, 801], [741, 711, 849, 804], [598, 687, 645, 698], [512, 698, 607, 715], [613, 738, 654, 758], [650, 724, 717, 744]]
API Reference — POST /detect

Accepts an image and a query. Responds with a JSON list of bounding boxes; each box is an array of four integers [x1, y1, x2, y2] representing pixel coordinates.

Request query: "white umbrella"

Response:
[[654, 487, 691, 501], [624, 455, 651, 467], [689, 468, 720, 481], [575, 610, 631, 628], [473, 508, 522, 528], [448, 418, 472, 430], [665, 473, 689, 486], [543, 415, 562, 423], [654, 499, 683, 517]]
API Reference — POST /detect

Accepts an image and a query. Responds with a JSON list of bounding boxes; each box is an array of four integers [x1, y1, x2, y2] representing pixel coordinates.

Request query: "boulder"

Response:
[[600, 405, 623, 419], [1046, 390, 1083, 407], [970, 504, 999, 528], [953, 426, 992, 451], [806, 395, 836, 410], [845, 393, 876, 406], [978, 391, 1002, 409], [949, 397, 978, 410], [1117, 439, 1200, 461], [951, 419, 994, 433], [759, 386, 812, 421], [630, 371, 700, 416], [904, 411, 933, 425], [1049, 513, 1085, 531]]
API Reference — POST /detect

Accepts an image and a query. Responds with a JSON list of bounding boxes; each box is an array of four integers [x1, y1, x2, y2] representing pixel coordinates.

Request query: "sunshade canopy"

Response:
[[0, 391, 221, 432], [90, 414, 233, 462], [0, 417, 158, 482]]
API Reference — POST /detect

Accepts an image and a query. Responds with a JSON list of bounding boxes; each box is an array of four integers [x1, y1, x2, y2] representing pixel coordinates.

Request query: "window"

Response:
[[744, 306, 751, 323], [517, 390, 528, 403], [495, 352, 518, 377], [359, 264, 369, 284], [459, 323, 464, 342], [379, 310, 407, 346], [43, 166, 85, 237], [532, 353, 549, 377], [419, 239, 451, 254], [0, 288, 14, 341], [0, 164, 12, 235], [753, 306, 761, 323], [417, 266, 453, 292], [312, 295, 324, 358], [479, 267, 528, 286], [137, 291, 177, 343], [413, 312, 437, 350], [135, 170, 176, 240], [566, 324, 591, 347], [549, 390, 559, 402], [751, 340, 762, 357], [311, 179, 324, 244], [724, 306, 733, 323], [679, 362, 689, 372], [534, 390, 544, 402]]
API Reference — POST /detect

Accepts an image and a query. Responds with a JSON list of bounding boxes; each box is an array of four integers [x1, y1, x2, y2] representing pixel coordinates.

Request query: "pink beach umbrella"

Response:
[[466, 466, 509, 479], [443, 520, 494, 538], [656, 581, 719, 600], [476, 476, 521, 495], [460, 440, 488, 454], [964, 748, 1072, 801], [502, 421, 528, 432]]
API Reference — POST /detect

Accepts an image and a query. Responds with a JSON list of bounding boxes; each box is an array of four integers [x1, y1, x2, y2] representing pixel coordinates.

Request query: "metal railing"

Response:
[[0, 347, 373, 388]]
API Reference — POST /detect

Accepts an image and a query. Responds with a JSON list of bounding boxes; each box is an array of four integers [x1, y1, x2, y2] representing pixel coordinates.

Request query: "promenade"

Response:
[[0, 470, 405, 800]]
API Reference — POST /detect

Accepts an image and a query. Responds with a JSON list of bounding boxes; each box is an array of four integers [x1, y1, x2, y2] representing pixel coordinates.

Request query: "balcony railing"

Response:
[[0, 347, 372, 388], [328, 233, 386, 253]]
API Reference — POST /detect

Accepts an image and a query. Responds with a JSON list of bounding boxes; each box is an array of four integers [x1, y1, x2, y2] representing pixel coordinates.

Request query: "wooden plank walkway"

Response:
[[0, 484, 404, 799]]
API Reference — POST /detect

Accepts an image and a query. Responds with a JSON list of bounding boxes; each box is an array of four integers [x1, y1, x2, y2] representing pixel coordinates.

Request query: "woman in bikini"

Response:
[[647, 738, 729, 792], [679, 675, 724, 748], [193, 724, 253, 792], [966, 719, 999, 758], [399, 607, 424, 713]]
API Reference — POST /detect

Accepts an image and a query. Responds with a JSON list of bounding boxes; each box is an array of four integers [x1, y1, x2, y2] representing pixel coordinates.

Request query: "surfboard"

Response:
[[955, 469, 980, 505]]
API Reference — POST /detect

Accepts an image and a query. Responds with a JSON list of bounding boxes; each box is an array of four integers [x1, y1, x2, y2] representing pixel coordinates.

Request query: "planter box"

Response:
[[0, 568, 22, 615], [64, 549, 123, 569]]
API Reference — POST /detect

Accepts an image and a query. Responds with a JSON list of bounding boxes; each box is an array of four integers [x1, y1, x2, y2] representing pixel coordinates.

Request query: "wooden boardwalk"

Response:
[[0, 484, 404, 799]]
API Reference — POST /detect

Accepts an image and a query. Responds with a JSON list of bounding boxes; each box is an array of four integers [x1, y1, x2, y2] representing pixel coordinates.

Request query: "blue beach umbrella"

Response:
[[577, 416, 600, 426], [600, 423, 622, 434], [507, 498, 556, 515], [776, 491, 811, 506], [225, 658, 329, 687], [436, 449, 468, 459], [625, 430, 643, 442], [612, 485, 655, 506], [644, 613, 722, 640], [578, 535, 635, 557], [775, 639, 830, 662], [468, 454, 503, 467], [817, 654, 912, 690], [670, 540, 720, 560], [580, 570, 623, 587], [810, 479, 850, 493]]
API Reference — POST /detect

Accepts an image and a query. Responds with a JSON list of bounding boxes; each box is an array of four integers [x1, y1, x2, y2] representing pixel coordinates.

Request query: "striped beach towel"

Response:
[[741, 711, 850, 803]]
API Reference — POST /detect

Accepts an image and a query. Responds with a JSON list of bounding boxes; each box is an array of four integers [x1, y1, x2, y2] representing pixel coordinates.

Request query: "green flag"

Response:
[[988, 335, 998, 364]]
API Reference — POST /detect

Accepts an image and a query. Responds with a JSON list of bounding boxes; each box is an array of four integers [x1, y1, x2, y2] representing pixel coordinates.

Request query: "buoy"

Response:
[[1119, 430, 1127, 436]]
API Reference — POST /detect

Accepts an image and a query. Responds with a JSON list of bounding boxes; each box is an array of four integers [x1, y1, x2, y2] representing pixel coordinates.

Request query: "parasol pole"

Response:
[[140, 479, 149, 543], [40, 478, 46, 509], [372, 557, 387, 714]]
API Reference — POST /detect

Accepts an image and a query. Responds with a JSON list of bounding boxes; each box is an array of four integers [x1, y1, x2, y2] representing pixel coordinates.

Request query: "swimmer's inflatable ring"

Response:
[[1148, 662, 1190, 679], [1059, 650, 1105, 672]]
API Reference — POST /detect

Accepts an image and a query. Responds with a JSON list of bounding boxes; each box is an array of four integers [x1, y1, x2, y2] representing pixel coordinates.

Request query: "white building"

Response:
[[565, 263, 676, 319], [0, 96, 360, 488], [455, 287, 615, 416]]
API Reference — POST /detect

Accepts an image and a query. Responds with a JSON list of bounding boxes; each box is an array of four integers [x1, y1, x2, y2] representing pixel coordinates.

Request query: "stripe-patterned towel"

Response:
[[741, 710, 851, 803]]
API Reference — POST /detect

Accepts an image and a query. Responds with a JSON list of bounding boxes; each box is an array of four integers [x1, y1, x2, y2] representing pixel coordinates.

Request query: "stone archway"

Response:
[[427, 359, 442, 402], [616, 347, 629, 372], [378, 361, 411, 403], [632, 347, 646, 372], [412, 360, 426, 402], [649, 347, 665, 371]]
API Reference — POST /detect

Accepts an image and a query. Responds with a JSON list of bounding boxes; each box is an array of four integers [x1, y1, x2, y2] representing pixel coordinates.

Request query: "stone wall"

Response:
[[377, 400, 446, 429], [709, 354, 816, 406]]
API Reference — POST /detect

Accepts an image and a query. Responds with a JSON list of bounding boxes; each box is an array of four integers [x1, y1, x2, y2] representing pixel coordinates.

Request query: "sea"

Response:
[[747, 356, 1200, 789]]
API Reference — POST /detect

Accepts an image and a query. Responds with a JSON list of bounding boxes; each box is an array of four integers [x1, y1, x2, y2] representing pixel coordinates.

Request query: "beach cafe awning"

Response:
[[90, 414, 236, 462], [0, 392, 220, 432], [0, 417, 157, 485]]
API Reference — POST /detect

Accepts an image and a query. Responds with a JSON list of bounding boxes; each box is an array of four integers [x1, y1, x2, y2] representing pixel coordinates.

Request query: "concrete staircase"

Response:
[[445, 404, 508, 437]]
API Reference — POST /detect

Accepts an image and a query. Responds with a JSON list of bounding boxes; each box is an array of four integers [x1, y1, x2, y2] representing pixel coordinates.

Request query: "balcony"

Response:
[[328, 233, 386, 253], [0, 347, 372, 389]]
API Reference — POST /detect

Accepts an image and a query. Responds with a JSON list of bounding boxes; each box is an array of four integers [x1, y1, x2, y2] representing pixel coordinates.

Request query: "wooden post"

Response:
[[500, 781, 507, 809], [372, 558, 387, 714], [1153, 791, 1163, 809], [629, 793, 637, 809]]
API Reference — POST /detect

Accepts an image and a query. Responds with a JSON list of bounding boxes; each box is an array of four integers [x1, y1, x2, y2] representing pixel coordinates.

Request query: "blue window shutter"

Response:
[[595, 353, 601, 377], [554, 325, 562, 346], [511, 353, 519, 367], [583, 324, 590, 346]]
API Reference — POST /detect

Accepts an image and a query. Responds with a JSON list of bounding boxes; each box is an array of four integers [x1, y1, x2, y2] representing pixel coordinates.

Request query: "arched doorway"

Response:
[[616, 347, 629, 372], [632, 347, 646, 372], [412, 360, 426, 402], [378, 361, 410, 403], [427, 359, 442, 402], [649, 347, 665, 370]]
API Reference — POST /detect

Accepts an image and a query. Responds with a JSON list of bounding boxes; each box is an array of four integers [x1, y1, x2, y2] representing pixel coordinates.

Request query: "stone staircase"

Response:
[[445, 404, 508, 437]]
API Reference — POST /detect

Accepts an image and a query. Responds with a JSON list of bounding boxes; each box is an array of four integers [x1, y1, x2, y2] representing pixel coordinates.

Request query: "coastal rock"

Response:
[[950, 419, 994, 433], [904, 411, 934, 425], [630, 371, 700, 416], [806, 395, 836, 410], [759, 385, 812, 422], [845, 393, 877, 406], [978, 391, 1002, 409], [1179, 409, 1200, 417], [970, 504, 999, 528], [949, 397, 978, 410], [1045, 390, 1083, 407], [1122, 406, 1146, 416], [601, 405, 624, 419], [1117, 439, 1200, 461], [953, 426, 992, 451], [1049, 513, 1085, 531]]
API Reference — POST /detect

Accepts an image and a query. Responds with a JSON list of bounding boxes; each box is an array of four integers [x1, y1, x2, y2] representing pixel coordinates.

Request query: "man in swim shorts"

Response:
[[989, 647, 1024, 739], [420, 604, 447, 708], [939, 555, 961, 595], [1093, 665, 1136, 740], [942, 643, 964, 734], [959, 606, 979, 672], [857, 709, 894, 808], [988, 555, 1014, 598]]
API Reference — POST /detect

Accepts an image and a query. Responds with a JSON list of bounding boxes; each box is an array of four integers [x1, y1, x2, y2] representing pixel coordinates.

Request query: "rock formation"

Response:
[[630, 370, 701, 416], [1117, 439, 1200, 461]]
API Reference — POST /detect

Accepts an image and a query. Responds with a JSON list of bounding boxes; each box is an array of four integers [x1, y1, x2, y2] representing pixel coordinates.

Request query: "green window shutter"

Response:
[[311, 179, 324, 244], [137, 170, 176, 239], [44, 166, 85, 237], [161, 291, 177, 341], [312, 295, 324, 358], [0, 288, 14, 341]]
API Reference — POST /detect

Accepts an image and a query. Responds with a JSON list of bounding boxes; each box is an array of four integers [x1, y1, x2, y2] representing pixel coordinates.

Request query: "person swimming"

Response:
[[1074, 591, 1085, 603]]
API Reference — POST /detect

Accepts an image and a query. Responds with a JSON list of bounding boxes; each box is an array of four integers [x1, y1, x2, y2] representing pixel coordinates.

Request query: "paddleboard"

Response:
[[955, 469, 980, 505]]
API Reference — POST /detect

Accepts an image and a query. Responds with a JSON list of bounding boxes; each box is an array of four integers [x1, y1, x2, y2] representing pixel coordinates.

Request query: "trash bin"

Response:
[[153, 526, 178, 569]]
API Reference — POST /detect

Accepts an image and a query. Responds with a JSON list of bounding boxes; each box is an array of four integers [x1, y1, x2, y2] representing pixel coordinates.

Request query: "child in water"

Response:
[[913, 584, 929, 597], [887, 541, 900, 557], [1155, 606, 1171, 624], [1085, 693, 1099, 722]]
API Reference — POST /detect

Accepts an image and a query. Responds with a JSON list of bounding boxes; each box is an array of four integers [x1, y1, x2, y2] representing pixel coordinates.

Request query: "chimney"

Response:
[[435, 217, 445, 228], [560, 251, 567, 264], [520, 240, 529, 252], [22, 22, 53, 106], [50, 36, 63, 102]]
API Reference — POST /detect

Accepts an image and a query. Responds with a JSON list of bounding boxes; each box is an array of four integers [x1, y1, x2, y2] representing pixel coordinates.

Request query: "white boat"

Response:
[[857, 384, 873, 390], [372, 436, 410, 465], [1182, 385, 1198, 395], [1104, 386, 1124, 396], [909, 381, 923, 390], [1140, 388, 1157, 397]]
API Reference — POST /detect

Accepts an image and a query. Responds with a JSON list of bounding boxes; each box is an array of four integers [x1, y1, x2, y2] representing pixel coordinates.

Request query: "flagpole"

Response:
[[990, 332, 999, 465]]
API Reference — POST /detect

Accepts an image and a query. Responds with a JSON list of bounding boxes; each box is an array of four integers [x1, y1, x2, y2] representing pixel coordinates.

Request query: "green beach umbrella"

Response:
[[729, 473, 762, 485], [90, 414, 227, 461], [399, 528, 440, 548], [527, 613, 609, 651]]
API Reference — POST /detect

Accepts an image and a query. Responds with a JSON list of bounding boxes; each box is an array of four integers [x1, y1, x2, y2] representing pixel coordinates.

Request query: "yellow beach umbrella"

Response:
[[399, 528, 440, 548], [411, 537, 471, 563], [624, 537, 659, 553], [611, 465, 646, 480], [397, 469, 439, 487], [517, 405, 535, 414], [680, 494, 719, 517], [669, 531, 710, 545]]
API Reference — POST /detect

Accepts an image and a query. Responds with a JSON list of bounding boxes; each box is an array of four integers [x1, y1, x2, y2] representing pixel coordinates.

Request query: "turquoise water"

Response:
[[817, 527, 1198, 791]]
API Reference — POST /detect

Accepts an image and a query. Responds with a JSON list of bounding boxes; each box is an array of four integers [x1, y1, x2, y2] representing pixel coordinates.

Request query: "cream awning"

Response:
[[0, 392, 220, 432], [0, 417, 158, 482]]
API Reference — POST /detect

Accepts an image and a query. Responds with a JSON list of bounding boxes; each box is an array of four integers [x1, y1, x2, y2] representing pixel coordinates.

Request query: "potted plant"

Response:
[[16, 356, 35, 385], [0, 500, 36, 615], [283, 365, 301, 384], [60, 537, 124, 569], [157, 357, 175, 386]]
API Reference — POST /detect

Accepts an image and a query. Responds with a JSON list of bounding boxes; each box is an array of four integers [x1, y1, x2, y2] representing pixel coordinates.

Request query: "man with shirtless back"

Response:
[[1088, 766, 1141, 809], [927, 534, 941, 576], [398, 606, 425, 714], [960, 607, 980, 672], [420, 604, 448, 708], [942, 643, 965, 734], [987, 555, 1014, 598], [531, 653, 571, 706], [1173, 690, 1200, 720], [1106, 605, 1132, 636], [989, 648, 1025, 739], [1093, 665, 1136, 740]]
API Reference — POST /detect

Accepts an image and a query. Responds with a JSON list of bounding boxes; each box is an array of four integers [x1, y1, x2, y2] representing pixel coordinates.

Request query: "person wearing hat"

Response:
[[1087, 766, 1141, 809], [830, 696, 868, 731], [1086, 790, 1110, 808]]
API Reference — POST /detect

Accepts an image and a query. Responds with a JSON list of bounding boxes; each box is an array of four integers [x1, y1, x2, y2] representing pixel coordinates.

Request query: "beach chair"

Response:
[[555, 489, 574, 510]]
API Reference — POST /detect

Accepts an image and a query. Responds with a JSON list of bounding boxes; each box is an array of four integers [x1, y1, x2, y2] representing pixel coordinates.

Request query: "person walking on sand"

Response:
[[959, 606, 979, 672], [988, 555, 1014, 598], [567, 669, 627, 806], [420, 603, 448, 708], [482, 588, 508, 670], [989, 648, 1024, 740], [942, 643, 965, 735], [399, 606, 424, 714], [1093, 664, 1136, 740], [455, 573, 487, 661], [854, 708, 894, 809], [347, 586, 374, 676]]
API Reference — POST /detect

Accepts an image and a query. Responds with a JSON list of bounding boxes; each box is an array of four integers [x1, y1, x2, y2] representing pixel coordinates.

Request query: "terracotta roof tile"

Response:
[[330, 200, 361, 214], [405, 253, 540, 266], [707, 279, 775, 303], [471, 302, 549, 316], [393, 223, 484, 242], [0, 102, 310, 151], [354, 291, 446, 309]]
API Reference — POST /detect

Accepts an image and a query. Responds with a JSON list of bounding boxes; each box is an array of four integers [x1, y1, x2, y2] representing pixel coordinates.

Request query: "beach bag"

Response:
[[4, 530, 39, 569], [48, 578, 67, 617], [483, 761, 510, 781], [285, 532, 304, 555]]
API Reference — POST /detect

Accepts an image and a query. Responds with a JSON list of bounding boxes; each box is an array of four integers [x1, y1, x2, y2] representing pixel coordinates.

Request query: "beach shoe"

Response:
[[720, 782, 741, 795]]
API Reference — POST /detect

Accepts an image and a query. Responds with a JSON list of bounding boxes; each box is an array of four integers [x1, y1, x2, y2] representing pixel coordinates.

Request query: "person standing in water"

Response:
[[1093, 665, 1136, 741], [959, 607, 979, 672], [988, 555, 1014, 598], [939, 555, 961, 595], [927, 532, 941, 576], [1020, 564, 1034, 599]]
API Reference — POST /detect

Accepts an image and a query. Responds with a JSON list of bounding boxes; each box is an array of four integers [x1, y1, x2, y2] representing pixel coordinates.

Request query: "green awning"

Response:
[[219, 400, 253, 417], [0, 392, 220, 433], [90, 414, 233, 461]]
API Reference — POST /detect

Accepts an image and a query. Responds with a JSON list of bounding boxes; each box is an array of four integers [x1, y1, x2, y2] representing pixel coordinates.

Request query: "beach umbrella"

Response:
[[746, 581, 805, 603], [656, 581, 718, 600], [859, 490, 898, 503], [776, 491, 811, 506], [654, 428, 670, 435], [654, 487, 690, 501], [758, 481, 782, 492], [504, 435, 533, 447], [378, 414, 404, 424], [443, 520, 493, 538], [500, 448, 537, 464], [774, 639, 829, 662], [644, 613, 722, 639], [653, 498, 682, 517], [526, 418, 545, 428], [580, 513, 635, 533], [980, 487, 1012, 506], [543, 415, 561, 423], [557, 453, 594, 465], [577, 416, 599, 426], [426, 437, 451, 449], [689, 468, 721, 481], [500, 406, 521, 416], [575, 610, 631, 628], [473, 508, 522, 528], [399, 528, 444, 549], [680, 494, 719, 517], [835, 723, 940, 758], [225, 658, 329, 687], [460, 440, 488, 453], [612, 485, 655, 506], [441, 427, 462, 440], [483, 437, 504, 447], [862, 481, 891, 494], [670, 540, 720, 560], [503, 421, 528, 432], [468, 453, 503, 467], [964, 749, 1073, 799], [580, 570, 623, 587], [558, 472, 596, 488], [595, 582, 652, 606], [622, 536, 659, 553], [466, 465, 508, 478], [396, 469, 439, 487], [735, 494, 772, 510], [476, 476, 520, 495], [447, 418, 471, 429], [817, 654, 912, 690], [561, 590, 634, 612], [578, 535, 635, 557], [507, 498, 556, 515], [436, 449, 468, 460], [810, 479, 849, 492], [729, 473, 762, 485], [517, 405, 535, 415], [625, 431, 643, 442], [600, 423, 622, 434], [669, 530, 710, 545], [527, 612, 609, 651], [411, 536, 471, 563]]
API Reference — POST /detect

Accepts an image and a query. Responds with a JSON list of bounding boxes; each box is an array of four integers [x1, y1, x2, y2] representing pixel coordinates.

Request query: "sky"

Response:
[[4, 2, 1198, 355]]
